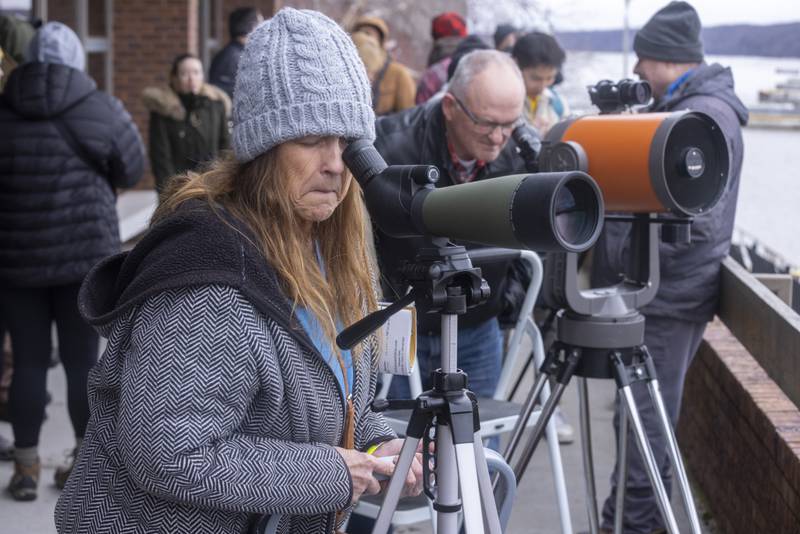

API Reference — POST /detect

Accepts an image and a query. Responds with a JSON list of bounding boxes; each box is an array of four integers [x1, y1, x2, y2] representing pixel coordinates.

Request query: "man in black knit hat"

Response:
[[591, 2, 748, 533]]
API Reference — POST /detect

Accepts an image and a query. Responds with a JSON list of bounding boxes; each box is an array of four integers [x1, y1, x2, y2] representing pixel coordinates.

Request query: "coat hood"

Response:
[[2, 60, 95, 119], [656, 63, 749, 126], [141, 83, 232, 121], [78, 201, 316, 357], [28, 21, 85, 71]]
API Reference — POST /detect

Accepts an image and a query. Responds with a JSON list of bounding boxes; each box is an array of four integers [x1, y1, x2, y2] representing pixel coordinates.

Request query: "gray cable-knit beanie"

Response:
[[634, 1, 704, 63], [232, 8, 375, 163]]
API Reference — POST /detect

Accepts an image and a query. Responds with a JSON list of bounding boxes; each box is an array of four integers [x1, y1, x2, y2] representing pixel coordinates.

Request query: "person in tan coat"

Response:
[[351, 17, 416, 115]]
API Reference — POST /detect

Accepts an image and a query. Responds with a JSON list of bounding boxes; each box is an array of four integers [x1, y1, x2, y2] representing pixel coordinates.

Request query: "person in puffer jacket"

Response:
[[55, 9, 421, 534], [0, 21, 144, 501]]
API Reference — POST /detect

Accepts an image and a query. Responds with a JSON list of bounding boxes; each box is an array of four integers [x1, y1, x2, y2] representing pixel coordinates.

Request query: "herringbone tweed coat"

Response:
[[55, 203, 396, 534]]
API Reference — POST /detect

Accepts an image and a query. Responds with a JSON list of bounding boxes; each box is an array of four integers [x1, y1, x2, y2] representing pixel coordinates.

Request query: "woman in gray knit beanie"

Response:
[[55, 8, 421, 534]]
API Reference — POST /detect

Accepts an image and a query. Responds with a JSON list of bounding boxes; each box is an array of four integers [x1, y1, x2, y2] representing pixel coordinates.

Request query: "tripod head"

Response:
[[337, 239, 490, 350]]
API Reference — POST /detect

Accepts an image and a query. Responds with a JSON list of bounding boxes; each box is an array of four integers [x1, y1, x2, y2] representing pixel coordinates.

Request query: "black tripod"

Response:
[[503, 216, 703, 534], [338, 240, 507, 534]]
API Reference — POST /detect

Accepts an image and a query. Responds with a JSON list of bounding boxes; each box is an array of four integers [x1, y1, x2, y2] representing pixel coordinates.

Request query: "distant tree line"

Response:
[[556, 22, 800, 58]]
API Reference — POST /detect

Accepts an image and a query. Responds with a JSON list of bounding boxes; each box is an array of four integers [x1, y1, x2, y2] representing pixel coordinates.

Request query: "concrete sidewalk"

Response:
[[0, 359, 713, 533]]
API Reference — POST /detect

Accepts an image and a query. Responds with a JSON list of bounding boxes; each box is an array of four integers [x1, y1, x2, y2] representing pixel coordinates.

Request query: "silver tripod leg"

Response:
[[618, 385, 680, 534], [437, 425, 468, 534], [513, 380, 569, 480], [503, 370, 549, 460], [613, 399, 628, 534], [371, 435, 422, 534], [647, 378, 702, 534], [472, 434, 503, 534], [578, 378, 600, 534]]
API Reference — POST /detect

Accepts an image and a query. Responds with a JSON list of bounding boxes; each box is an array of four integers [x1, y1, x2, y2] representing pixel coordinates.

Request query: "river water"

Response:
[[558, 51, 800, 266]]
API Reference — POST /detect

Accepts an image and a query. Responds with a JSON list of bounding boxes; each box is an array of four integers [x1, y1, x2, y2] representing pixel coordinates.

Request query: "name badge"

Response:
[[375, 302, 417, 375]]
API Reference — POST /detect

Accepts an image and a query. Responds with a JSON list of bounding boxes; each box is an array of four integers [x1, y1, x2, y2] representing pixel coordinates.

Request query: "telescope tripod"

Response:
[[371, 311, 504, 534], [503, 310, 703, 534], [338, 242, 509, 534]]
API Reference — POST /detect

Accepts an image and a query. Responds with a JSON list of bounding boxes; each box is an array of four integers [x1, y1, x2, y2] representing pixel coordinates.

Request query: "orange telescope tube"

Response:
[[542, 111, 729, 216]]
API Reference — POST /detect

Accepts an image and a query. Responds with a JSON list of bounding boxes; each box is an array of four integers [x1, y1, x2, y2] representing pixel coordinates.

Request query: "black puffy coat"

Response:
[[0, 62, 145, 288], [208, 40, 243, 99]]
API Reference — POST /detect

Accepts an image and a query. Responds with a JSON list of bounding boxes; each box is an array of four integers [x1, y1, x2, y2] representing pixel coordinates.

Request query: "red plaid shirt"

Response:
[[447, 138, 486, 184]]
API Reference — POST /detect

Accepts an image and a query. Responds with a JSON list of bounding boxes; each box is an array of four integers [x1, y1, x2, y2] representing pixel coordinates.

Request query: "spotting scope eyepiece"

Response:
[[511, 122, 542, 172], [589, 79, 652, 114], [343, 139, 605, 253]]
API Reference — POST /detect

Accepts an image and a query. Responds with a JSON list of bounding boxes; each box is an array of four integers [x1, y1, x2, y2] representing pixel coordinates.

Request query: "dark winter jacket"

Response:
[[0, 61, 144, 288], [143, 83, 230, 192], [591, 63, 749, 322], [209, 40, 244, 98], [373, 99, 528, 334], [55, 201, 395, 534]]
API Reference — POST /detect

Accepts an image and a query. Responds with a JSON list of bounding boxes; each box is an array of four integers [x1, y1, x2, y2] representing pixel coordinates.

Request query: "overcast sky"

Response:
[[1, 0, 798, 31], [540, 0, 800, 31]]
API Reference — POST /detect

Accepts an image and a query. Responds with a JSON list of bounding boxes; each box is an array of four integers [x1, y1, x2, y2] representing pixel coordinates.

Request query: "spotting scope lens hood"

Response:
[[419, 172, 604, 253]]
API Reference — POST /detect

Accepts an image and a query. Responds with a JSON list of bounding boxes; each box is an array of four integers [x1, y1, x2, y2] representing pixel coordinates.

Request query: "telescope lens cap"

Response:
[[681, 147, 705, 179]]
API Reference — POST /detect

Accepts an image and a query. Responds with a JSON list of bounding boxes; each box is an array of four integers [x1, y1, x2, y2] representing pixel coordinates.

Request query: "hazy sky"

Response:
[[541, 0, 800, 31], [1, 0, 798, 31]]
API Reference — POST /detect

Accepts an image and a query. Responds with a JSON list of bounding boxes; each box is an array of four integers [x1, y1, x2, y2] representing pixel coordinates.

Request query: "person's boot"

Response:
[[54, 447, 78, 490], [0, 434, 13, 461], [8, 457, 39, 501]]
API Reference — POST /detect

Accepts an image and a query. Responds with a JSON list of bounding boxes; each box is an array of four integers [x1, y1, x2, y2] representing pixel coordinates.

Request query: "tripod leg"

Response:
[[618, 385, 680, 534], [370, 434, 423, 534], [613, 399, 629, 534], [503, 369, 549, 461], [578, 377, 600, 534], [512, 380, 568, 482], [436, 425, 465, 534], [513, 347, 581, 482], [646, 377, 702, 534], [454, 438, 486, 534], [537, 362, 574, 534], [472, 434, 503, 534]]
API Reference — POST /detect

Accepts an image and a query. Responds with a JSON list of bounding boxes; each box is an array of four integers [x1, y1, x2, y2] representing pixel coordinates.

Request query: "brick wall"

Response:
[[113, 0, 199, 189], [678, 319, 800, 533]]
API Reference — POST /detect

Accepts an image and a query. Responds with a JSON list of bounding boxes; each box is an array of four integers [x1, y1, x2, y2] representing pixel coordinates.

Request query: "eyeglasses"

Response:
[[450, 94, 521, 135]]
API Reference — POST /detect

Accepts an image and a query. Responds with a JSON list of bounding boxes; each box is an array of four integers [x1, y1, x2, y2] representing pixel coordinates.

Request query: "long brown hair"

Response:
[[153, 149, 379, 358]]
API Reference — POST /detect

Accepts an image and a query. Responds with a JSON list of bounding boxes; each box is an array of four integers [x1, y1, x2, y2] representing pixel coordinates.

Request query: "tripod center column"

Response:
[[441, 314, 458, 374]]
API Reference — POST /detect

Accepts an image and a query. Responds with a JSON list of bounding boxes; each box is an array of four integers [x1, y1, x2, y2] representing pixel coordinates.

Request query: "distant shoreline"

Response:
[[556, 22, 800, 59]]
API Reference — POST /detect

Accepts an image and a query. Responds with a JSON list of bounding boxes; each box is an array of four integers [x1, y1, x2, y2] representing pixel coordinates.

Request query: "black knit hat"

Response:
[[634, 1, 704, 63]]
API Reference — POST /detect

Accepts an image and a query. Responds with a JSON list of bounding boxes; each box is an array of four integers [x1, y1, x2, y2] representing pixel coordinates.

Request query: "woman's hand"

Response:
[[371, 439, 424, 498], [334, 447, 394, 505]]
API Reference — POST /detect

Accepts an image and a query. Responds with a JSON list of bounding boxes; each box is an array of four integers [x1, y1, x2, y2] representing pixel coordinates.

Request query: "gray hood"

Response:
[[27, 21, 85, 71], [655, 62, 749, 126]]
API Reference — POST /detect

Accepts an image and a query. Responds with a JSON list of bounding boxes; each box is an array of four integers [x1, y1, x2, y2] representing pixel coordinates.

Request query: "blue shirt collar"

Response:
[[665, 68, 696, 98]]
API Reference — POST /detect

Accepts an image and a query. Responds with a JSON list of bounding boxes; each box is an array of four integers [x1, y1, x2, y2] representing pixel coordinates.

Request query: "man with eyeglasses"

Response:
[[371, 49, 528, 403]]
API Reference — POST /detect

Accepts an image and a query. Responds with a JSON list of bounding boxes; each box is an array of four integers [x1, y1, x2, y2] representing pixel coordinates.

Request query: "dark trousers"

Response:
[[0, 283, 98, 448], [600, 315, 706, 534]]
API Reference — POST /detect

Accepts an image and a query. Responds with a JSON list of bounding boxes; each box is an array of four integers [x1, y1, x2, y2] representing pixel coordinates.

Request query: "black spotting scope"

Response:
[[343, 139, 605, 253], [588, 79, 652, 114]]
